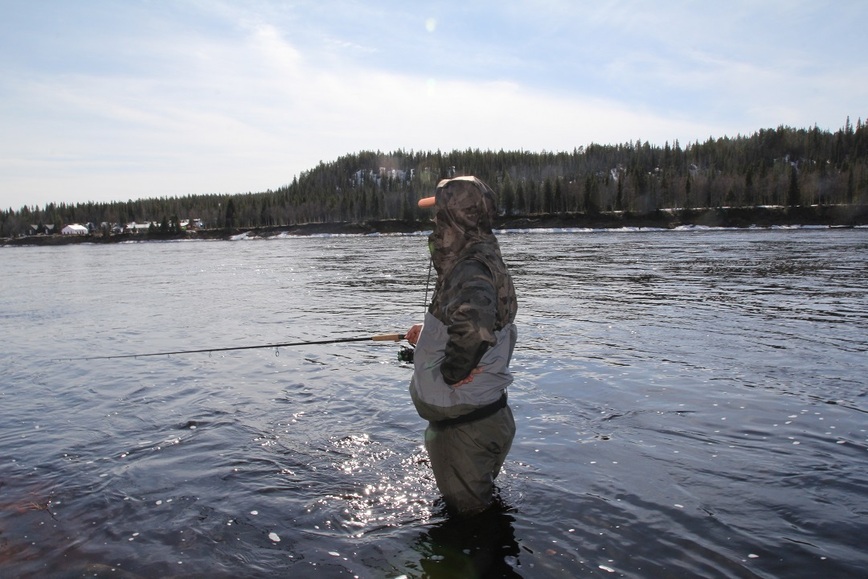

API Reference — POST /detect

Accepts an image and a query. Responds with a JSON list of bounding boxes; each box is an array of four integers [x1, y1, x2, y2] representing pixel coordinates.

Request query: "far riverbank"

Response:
[[3, 204, 867, 247]]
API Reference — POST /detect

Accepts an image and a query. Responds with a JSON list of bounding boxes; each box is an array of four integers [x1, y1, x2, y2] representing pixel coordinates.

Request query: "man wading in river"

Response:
[[405, 176, 518, 516]]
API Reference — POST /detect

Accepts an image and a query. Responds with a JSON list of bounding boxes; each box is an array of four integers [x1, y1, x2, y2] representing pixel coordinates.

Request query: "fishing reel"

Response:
[[397, 345, 415, 363]]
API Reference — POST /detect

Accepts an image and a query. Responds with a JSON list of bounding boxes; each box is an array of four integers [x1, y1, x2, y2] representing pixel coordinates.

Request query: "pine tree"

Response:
[[788, 165, 800, 207]]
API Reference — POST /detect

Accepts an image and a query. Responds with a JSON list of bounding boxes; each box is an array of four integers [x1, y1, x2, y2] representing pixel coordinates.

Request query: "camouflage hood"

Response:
[[429, 176, 498, 277]]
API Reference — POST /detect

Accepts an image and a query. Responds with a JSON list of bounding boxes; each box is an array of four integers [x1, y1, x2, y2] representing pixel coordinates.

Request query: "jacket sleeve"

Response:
[[440, 259, 498, 385]]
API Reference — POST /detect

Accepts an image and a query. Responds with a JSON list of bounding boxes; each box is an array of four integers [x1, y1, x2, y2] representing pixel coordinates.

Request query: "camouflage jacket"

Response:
[[410, 177, 518, 421]]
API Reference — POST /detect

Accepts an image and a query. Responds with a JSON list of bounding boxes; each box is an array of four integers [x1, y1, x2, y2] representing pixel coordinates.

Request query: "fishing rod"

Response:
[[58, 333, 405, 362], [58, 254, 431, 363]]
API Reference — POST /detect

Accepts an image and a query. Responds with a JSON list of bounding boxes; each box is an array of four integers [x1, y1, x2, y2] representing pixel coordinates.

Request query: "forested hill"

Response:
[[3, 120, 867, 237]]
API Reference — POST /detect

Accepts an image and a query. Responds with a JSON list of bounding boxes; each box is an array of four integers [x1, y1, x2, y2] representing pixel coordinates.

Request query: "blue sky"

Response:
[[1, 0, 866, 210]]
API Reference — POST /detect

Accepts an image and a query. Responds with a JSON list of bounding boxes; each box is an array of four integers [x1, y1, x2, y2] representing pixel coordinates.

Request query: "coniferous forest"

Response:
[[3, 120, 867, 239]]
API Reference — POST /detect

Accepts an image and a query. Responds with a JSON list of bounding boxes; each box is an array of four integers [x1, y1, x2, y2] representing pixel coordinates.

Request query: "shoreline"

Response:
[[4, 204, 867, 247]]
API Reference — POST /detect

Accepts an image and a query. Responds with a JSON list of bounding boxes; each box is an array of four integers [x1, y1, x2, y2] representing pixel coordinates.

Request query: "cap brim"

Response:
[[417, 196, 436, 209]]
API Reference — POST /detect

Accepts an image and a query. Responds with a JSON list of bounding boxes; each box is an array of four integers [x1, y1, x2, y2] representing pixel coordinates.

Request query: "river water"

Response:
[[1, 227, 866, 578]]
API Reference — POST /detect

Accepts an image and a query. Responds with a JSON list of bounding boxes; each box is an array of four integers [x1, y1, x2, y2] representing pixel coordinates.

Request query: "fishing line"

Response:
[[399, 257, 434, 364], [423, 256, 434, 310], [56, 333, 404, 362]]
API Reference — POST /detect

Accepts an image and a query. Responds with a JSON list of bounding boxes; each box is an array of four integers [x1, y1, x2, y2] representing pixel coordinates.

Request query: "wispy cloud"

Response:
[[1, 0, 865, 208]]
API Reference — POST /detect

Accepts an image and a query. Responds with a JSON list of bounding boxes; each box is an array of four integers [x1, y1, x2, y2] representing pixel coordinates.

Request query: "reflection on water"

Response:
[[414, 503, 522, 578], [1, 228, 867, 577]]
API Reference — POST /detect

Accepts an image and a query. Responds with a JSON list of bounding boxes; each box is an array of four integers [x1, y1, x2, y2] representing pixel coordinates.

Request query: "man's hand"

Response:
[[454, 366, 484, 387], [405, 323, 423, 346]]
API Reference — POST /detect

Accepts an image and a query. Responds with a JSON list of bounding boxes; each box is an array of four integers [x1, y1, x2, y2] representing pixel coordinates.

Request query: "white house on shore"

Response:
[[125, 221, 156, 232], [61, 224, 89, 235]]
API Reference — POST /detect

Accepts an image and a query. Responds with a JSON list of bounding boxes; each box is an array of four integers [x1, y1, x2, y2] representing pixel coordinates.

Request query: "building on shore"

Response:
[[61, 224, 89, 235]]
